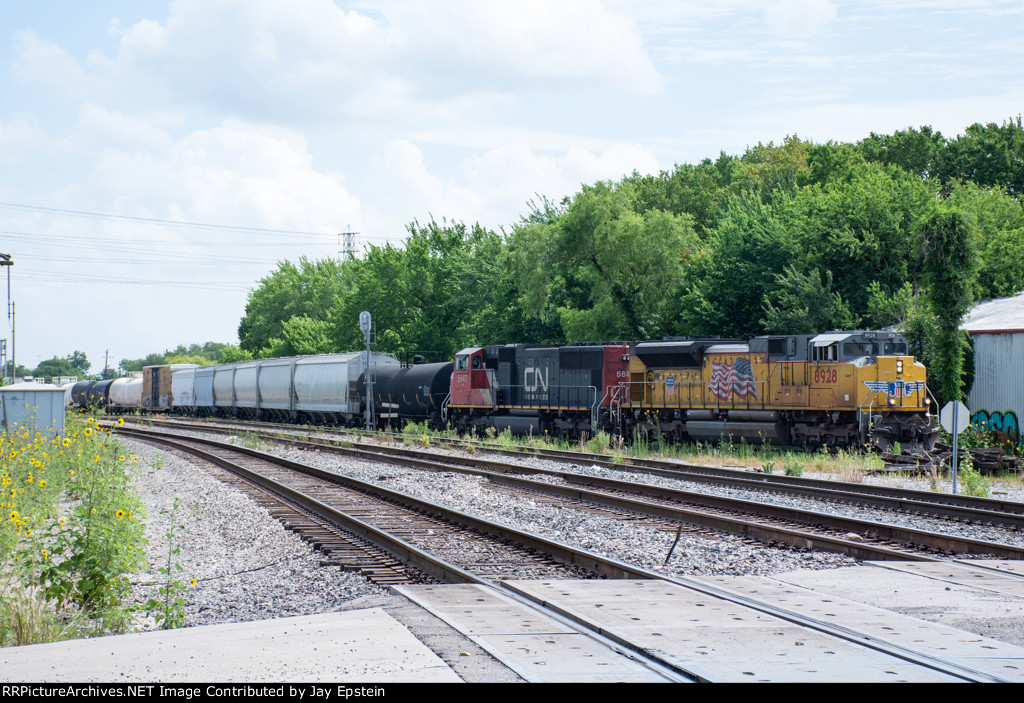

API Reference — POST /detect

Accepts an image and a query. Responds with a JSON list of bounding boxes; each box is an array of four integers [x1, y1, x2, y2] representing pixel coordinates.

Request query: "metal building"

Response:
[[0, 383, 66, 438], [963, 292, 1024, 452]]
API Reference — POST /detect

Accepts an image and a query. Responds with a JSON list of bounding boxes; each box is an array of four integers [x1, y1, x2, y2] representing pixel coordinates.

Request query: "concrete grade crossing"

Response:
[[1, 561, 1022, 683]]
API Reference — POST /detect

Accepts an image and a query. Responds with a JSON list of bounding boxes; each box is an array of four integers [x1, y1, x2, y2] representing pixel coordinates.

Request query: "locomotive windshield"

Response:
[[843, 342, 877, 357]]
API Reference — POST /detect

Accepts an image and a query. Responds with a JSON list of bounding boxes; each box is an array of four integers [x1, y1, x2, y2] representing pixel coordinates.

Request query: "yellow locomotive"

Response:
[[620, 331, 936, 451]]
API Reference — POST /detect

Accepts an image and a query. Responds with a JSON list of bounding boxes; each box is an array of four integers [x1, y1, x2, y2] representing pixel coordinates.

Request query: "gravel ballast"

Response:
[[125, 438, 385, 629], [123, 428, 1024, 630]]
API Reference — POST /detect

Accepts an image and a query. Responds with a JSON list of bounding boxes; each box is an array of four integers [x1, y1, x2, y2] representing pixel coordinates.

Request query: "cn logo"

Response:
[[524, 367, 549, 393]]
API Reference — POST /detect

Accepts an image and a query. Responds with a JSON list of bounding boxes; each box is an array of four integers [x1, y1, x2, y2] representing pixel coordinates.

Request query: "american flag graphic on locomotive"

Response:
[[708, 358, 758, 401]]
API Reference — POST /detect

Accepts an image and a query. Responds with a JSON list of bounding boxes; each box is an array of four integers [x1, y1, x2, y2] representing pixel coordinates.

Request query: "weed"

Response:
[[761, 461, 776, 474], [783, 457, 804, 477], [586, 431, 611, 454], [143, 497, 188, 630], [836, 464, 865, 483], [958, 457, 991, 498], [401, 421, 431, 447], [0, 587, 86, 646]]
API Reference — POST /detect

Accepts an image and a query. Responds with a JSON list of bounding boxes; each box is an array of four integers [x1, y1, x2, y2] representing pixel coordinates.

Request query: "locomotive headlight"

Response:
[[887, 397, 896, 406], [896, 360, 903, 374]]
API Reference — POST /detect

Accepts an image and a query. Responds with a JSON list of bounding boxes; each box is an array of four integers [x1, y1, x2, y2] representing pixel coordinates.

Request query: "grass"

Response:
[[383, 420, 891, 482]]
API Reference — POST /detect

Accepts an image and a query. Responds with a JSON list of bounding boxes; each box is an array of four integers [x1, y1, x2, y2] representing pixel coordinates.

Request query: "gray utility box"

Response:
[[1, 383, 66, 438]]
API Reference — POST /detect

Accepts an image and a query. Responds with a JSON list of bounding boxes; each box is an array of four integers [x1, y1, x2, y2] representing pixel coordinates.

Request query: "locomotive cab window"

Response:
[[843, 342, 877, 358], [812, 343, 838, 362], [883, 342, 907, 355], [456, 355, 468, 371], [472, 355, 482, 370]]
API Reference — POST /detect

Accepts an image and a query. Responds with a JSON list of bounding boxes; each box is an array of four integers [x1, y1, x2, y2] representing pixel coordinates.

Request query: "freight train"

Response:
[[75, 330, 938, 451]]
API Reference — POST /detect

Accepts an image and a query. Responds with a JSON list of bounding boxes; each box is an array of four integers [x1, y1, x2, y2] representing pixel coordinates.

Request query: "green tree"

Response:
[[920, 209, 977, 404], [238, 258, 347, 354], [761, 266, 858, 334], [943, 181, 1024, 299], [512, 181, 697, 341], [218, 345, 252, 364], [33, 357, 79, 379], [858, 125, 946, 179], [677, 190, 798, 338], [732, 135, 811, 198], [66, 350, 90, 375], [782, 160, 935, 315], [626, 155, 736, 236], [3, 361, 32, 380], [329, 220, 511, 357], [119, 353, 166, 374], [935, 118, 1024, 197]]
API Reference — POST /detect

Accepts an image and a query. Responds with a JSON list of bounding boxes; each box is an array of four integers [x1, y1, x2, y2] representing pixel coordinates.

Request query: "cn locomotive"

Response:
[[81, 329, 937, 451]]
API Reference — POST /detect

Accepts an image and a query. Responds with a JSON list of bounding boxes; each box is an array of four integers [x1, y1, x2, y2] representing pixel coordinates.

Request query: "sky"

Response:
[[1, 0, 1022, 375]]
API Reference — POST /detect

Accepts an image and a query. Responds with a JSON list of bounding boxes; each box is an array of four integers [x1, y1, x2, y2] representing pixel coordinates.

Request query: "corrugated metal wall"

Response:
[[967, 332, 1023, 443]]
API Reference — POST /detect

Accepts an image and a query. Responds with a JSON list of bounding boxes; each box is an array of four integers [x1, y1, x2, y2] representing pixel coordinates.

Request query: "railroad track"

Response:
[[116, 425, 651, 587], [114, 418, 1024, 563], [117, 421, 1015, 683], [134, 415, 1024, 525]]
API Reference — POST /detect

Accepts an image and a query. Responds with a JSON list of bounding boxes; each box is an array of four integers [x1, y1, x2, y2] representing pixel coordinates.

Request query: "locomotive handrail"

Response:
[[860, 391, 880, 445], [588, 385, 600, 434], [926, 386, 940, 428], [441, 392, 451, 423]]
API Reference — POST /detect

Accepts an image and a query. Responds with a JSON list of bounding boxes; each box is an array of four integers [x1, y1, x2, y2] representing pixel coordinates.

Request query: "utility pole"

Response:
[[0, 254, 12, 382], [338, 226, 360, 261]]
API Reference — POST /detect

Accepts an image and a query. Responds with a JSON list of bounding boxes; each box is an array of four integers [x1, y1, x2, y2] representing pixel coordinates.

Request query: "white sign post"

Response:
[[940, 400, 970, 495]]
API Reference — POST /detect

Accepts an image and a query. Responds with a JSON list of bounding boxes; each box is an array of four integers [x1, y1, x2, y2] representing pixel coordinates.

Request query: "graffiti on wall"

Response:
[[970, 409, 1021, 451]]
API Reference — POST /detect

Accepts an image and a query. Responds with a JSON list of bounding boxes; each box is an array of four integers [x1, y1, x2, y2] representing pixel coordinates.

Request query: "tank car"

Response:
[[108, 377, 143, 413], [71, 380, 98, 409], [360, 358, 455, 429]]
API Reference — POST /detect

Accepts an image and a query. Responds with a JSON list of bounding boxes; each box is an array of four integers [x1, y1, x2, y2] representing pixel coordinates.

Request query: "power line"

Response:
[[0, 201, 336, 239], [1, 231, 331, 247]]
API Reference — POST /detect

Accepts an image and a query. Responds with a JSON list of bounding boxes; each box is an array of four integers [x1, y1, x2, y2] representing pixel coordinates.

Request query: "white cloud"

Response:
[[73, 104, 175, 154], [94, 0, 662, 124], [0, 115, 51, 164], [384, 0, 663, 96], [110, 0, 386, 117], [362, 136, 663, 237], [11, 30, 96, 98], [763, 0, 839, 39]]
